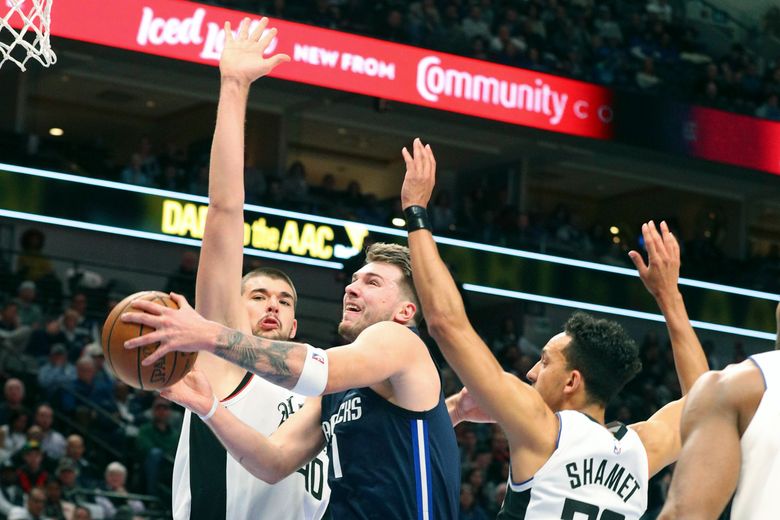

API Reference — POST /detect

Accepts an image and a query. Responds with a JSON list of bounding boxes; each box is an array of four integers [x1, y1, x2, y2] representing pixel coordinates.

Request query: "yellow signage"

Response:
[[161, 199, 367, 261]]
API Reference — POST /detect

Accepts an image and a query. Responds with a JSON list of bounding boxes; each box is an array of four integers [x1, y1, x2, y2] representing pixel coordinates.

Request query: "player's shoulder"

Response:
[[360, 321, 424, 346], [696, 362, 764, 407]]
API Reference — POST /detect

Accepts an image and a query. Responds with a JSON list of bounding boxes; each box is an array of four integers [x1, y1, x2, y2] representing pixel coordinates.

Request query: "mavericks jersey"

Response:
[[499, 410, 648, 520], [731, 351, 780, 520], [320, 386, 460, 519], [172, 373, 330, 520]]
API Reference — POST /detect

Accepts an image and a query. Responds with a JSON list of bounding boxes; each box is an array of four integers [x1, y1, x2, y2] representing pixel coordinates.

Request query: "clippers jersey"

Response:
[[172, 372, 330, 520], [319, 386, 460, 519], [498, 410, 648, 520], [731, 350, 780, 520]]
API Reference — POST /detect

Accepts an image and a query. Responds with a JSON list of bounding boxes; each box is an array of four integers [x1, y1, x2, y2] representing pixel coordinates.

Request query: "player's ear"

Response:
[[290, 319, 298, 339], [394, 301, 416, 324], [564, 369, 583, 396]]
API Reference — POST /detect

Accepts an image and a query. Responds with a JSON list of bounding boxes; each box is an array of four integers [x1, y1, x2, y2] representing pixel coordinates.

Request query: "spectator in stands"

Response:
[[43, 478, 74, 520], [33, 405, 66, 461], [281, 160, 309, 208], [121, 153, 152, 186], [67, 293, 99, 345], [431, 191, 456, 233], [137, 137, 160, 181], [94, 461, 145, 519], [0, 380, 26, 426], [159, 164, 186, 191], [594, 5, 622, 42], [188, 163, 209, 196], [135, 397, 178, 496], [379, 8, 408, 43], [27, 319, 67, 361], [16, 229, 54, 284], [7, 485, 46, 520], [636, 57, 662, 90], [15, 441, 47, 493], [62, 435, 98, 489], [54, 458, 80, 502], [23, 426, 57, 475], [490, 24, 525, 55], [165, 250, 198, 304], [72, 505, 92, 520], [0, 460, 24, 516], [13, 282, 41, 329], [38, 345, 77, 397], [58, 310, 92, 362], [0, 301, 20, 333], [1, 408, 27, 462], [112, 382, 143, 431], [462, 5, 491, 41], [756, 93, 780, 120], [646, 0, 673, 23], [459, 483, 489, 520], [60, 357, 117, 427], [486, 481, 507, 518], [83, 343, 112, 387], [342, 180, 365, 211]]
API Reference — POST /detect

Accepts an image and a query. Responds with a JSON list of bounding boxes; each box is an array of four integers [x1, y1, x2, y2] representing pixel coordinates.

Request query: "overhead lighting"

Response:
[[2, 162, 779, 303], [48, 128, 64, 137], [462, 283, 777, 341], [612, 236, 620, 244], [609, 226, 619, 235], [391, 217, 405, 227], [145, 100, 156, 108]]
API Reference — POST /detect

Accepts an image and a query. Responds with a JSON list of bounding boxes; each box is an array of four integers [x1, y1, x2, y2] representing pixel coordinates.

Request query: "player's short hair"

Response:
[[365, 242, 421, 324], [563, 312, 642, 406], [241, 267, 298, 308]]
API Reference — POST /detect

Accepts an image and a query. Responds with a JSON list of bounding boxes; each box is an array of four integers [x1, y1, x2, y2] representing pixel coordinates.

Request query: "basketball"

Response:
[[101, 291, 198, 390]]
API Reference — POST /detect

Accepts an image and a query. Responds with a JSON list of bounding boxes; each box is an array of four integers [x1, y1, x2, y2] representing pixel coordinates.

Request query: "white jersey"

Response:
[[499, 410, 648, 519], [731, 351, 780, 520], [172, 373, 330, 520]]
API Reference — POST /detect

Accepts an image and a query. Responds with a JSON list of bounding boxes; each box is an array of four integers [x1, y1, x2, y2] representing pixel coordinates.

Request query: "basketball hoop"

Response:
[[1, 0, 56, 71]]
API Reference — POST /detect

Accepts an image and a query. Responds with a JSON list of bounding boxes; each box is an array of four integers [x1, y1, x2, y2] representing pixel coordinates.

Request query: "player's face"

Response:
[[243, 275, 298, 340], [526, 332, 573, 412], [338, 262, 410, 342]]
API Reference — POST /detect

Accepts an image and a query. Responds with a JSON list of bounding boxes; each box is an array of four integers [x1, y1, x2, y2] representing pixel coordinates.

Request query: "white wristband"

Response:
[[197, 395, 220, 421], [291, 344, 329, 397]]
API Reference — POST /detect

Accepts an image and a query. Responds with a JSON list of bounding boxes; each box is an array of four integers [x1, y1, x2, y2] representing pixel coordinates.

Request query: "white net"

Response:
[[0, 0, 56, 71]]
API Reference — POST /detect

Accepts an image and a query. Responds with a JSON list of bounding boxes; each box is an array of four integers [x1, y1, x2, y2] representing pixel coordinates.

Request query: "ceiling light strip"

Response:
[[3, 163, 777, 301], [0, 209, 343, 270], [462, 283, 777, 341]]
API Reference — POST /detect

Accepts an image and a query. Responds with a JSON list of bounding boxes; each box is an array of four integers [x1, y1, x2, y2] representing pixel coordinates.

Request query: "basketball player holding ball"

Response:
[[401, 140, 710, 519], [166, 18, 329, 520], [123, 21, 459, 520]]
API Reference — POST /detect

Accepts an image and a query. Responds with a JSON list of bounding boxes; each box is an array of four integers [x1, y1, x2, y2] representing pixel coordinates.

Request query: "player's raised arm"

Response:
[[401, 138, 558, 467], [627, 221, 709, 476], [196, 17, 289, 326], [161, 369, 325, 483], [628, 221, 708, 394]]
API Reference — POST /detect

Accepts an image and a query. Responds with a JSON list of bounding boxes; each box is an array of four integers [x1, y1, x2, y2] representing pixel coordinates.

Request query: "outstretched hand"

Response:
[[400, 137, 437, 210], [220, 17, 290, 85], [455, 386, 495, 424], [160, 370, 215, 417], [121, 293, 221, 366], [628, 220, 681, 300]]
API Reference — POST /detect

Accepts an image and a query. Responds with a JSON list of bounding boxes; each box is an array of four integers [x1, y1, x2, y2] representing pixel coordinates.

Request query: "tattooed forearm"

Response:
[[214, 329, 302, 388]]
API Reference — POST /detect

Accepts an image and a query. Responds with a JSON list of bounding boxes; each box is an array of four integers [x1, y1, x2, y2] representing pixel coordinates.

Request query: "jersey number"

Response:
[[561, 498, 625, 520], [297, 456, 325, 500]]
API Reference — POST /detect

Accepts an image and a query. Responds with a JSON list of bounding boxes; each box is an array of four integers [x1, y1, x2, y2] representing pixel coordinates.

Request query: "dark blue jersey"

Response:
[[320, 381, 459, 519]]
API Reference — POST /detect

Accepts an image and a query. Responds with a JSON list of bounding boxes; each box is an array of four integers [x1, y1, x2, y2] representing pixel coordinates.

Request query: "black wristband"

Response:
[[404, 205, 432, 232]]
